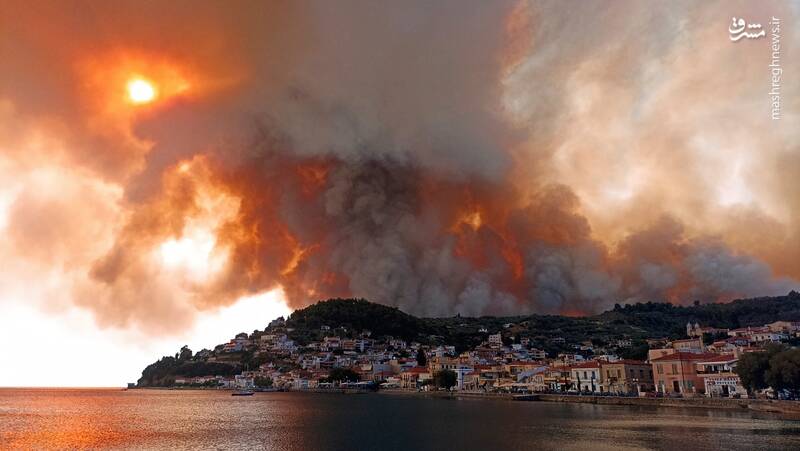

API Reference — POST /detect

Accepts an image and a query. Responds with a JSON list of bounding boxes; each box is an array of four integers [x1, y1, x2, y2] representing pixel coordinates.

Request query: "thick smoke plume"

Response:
[[0, 0, 797, 332]]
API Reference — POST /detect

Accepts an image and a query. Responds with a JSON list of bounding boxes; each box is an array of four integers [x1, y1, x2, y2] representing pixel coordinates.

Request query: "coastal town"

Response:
[[142, 299, 800, 401]]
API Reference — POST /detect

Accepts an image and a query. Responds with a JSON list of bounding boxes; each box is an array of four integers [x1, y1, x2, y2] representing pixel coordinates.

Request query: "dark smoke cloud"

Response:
[[205, 147, 796, 318], [0, 0, 797, 332]]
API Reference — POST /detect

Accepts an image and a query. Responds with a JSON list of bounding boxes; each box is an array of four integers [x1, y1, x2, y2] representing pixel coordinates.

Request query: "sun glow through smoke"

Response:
[[126, 78, 157, 104]]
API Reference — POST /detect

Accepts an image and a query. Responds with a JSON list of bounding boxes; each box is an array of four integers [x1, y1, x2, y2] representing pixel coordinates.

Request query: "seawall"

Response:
[[378, 389, 800, 415], [528, 394, 800, 416]]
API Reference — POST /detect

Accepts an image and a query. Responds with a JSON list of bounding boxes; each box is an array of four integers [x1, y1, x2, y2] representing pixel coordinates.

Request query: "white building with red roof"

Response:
[[695, 354, 747, 398]]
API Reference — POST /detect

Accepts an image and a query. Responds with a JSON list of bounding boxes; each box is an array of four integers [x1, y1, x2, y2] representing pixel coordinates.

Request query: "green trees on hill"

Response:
[[618, 341, 649, 360], [286, 298, 430, 343], [137, 348, 238, 387], [602, 291, 800, 338], [178, 345, 192, 361]]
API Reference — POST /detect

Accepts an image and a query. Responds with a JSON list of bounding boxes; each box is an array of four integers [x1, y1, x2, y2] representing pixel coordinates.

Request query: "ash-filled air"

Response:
[[0, 0, 797, 333]]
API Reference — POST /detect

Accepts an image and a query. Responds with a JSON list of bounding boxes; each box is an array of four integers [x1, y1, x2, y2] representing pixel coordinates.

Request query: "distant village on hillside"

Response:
[[137, 295, 800, 400]]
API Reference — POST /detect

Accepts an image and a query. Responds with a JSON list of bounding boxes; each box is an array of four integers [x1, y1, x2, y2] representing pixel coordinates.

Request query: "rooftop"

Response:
[[696, 354, 737, 364], [650, 352, 719, 362]]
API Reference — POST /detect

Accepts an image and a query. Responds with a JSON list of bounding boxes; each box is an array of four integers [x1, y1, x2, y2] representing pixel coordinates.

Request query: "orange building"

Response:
[[651, 352, 719, 395], [601, 360, 655, 394]]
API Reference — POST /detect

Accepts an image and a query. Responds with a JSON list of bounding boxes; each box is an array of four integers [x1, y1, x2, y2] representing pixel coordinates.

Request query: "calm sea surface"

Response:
[[2, 388, 800, 450]]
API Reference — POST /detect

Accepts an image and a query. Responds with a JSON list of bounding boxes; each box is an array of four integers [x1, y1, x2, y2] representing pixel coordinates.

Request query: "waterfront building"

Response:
[[600, 360, 654, 394], [651, 352, 718, 395], [570, 361, 601, 392], [543, 367, 572, 392], [234, 374, 255, 389], [400, 366, 432, 389], [695, 354, 747, 398]]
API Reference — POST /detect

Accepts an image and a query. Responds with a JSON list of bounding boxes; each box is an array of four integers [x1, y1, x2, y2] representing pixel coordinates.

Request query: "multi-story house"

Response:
[[321, 336, 341, 351], [708, 337, 757, 360], [570, 361, 601, 392], [686, 322, 729, 338], [668, 338, 704, 352], [400, 367, 432, 389], [556, 353, 584, 366], [515, 366, 548, 391], [504, 361, 540, 377], [299, 356, 320, 369], [651, 352, 718, 395], [529, 348, 547, 360], [427, 356, 475, 389], [695, 354, 747, 398], [389, 339, 408, 350], [543, 367, 572, 392], [468, 364, 507, 391], [748, 331, 787, 344], [766, 321, 800, 334], [234, 374, 255, 389], [600, 360, 654, 394], [728, 326, 769, 338], [648, 337, 703, 362], [223, 340, 244, 352], [272, 337, 296, 352]]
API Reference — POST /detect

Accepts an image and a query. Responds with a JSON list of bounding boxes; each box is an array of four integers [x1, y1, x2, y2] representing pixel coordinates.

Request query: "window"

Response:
[[657, 364, 663, 374], [671, 363, 678, 374]]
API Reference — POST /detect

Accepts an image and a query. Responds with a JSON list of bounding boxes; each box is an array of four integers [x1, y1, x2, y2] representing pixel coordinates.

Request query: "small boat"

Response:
[[232, 390, 255, 396]]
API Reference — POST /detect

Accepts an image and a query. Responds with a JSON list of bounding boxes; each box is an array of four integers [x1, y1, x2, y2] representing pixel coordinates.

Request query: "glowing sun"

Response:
[[126, 78, 157, 104]]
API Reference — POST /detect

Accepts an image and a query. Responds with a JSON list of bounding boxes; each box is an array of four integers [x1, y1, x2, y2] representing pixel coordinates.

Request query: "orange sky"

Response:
[[0, 0, 797, 386]]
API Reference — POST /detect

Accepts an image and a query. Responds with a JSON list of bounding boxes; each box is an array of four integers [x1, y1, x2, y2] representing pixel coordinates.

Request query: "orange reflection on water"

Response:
[[0, 388, 131, 449]]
